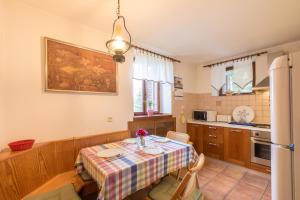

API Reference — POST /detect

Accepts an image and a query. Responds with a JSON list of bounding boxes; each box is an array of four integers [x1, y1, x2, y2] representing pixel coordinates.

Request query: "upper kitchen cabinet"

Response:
[[224, 128, 251, 167]]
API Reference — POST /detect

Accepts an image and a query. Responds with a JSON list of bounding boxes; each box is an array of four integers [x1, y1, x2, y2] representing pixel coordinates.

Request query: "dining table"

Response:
[[75, 135, 198, 200]]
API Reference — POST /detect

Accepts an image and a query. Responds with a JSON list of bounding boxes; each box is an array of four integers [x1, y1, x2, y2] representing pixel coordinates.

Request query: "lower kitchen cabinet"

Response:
[[186, 123, 204, 154], [224, 128, 251, 167], [187, 123, 253, 169], [203, 126, 224, 160]]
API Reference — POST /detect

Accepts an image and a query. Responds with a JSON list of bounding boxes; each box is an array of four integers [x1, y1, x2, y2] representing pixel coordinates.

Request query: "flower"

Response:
[[136, 129, 148, 137]]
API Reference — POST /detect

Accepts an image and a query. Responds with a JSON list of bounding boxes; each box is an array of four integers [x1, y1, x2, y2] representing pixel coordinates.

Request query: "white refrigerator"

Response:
[[270, 52, 300, 200]]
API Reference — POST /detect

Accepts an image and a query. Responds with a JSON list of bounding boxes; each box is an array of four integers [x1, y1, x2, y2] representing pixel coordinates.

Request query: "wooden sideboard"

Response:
[[128, 115, 176, 137], [0, 130, 130, 200]]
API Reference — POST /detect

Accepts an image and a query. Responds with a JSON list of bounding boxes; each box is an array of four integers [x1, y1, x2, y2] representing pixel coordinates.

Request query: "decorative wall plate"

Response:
[[232, 106, 255, 123]]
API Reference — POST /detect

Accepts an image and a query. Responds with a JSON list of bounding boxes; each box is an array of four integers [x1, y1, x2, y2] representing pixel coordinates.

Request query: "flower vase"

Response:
[[138, 136, 146, 149], [147, 110, 154, 117]]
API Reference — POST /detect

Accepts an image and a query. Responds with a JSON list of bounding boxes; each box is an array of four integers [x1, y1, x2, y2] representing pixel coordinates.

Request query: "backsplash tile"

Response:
[[197, 91, 270, 124], [172, 91, 270, 132]]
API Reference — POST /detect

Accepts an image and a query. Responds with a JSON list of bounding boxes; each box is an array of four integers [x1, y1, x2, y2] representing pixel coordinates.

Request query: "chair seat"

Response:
[[79, 170, 93, 181], [148, 176, 201, 200], [23, 184, 81, 200]]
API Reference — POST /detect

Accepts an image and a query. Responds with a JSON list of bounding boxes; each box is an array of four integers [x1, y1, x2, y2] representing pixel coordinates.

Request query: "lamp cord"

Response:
[[117, 0, 120, 16]]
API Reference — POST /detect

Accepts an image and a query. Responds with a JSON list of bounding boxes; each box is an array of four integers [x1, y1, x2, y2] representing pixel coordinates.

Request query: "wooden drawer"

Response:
[[203, 125, 224, 160]]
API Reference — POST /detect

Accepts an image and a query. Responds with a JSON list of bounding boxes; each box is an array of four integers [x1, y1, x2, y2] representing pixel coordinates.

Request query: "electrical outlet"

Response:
[[107, 117, 113, 122]]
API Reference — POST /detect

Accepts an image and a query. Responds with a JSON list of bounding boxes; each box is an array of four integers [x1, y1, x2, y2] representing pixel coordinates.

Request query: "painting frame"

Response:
[[44, 37, 118, 95]]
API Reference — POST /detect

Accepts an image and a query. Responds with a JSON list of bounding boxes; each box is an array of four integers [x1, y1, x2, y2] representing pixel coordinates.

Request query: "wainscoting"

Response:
[[0, 130, 130, 200]]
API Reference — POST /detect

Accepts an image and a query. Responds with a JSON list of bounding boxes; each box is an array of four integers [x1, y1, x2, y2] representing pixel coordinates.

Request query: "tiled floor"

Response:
[[126, 157, 271, 200], [198, 158, 271, 200]]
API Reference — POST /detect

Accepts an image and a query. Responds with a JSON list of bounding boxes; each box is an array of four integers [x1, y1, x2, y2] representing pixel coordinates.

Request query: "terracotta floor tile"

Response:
[[202, 174, 238, 199], [222, 165, 246, 180], [247, 169, 271, 180], [240, 172, 269, 189], [204, 160, 228, 173], [261, 182, 272, 200], [197, 174, 211, 188], [198, 167, 219, 179], [225, 181, 265, 200]]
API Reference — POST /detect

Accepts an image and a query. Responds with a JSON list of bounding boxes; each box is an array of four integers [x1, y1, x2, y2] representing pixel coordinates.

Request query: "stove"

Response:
[[251, 128, 271, 167], [254, 123, 271, 129]]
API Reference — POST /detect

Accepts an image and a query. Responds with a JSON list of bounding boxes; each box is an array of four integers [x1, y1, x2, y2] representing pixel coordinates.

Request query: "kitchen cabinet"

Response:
[[250, 162, 271, 174], [224, 128, 251, 167], [186, 123, 204, 154], [203, 125, 224, 160], [187, 122, 269, 173]]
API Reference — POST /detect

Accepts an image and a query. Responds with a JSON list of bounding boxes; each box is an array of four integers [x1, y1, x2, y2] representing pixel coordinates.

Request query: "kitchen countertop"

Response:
[[187, 120, 271, 132]]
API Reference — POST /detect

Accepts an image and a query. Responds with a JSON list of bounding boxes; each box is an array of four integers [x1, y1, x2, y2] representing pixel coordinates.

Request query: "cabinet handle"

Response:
[[208, 143, 217, 146], [208, 126, 217, 130], [208, 134, 217, 138], [231, 129, 242, 133]]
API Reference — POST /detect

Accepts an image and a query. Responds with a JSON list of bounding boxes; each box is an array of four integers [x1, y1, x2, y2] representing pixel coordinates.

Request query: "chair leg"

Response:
[[176, 169, 181, 180]]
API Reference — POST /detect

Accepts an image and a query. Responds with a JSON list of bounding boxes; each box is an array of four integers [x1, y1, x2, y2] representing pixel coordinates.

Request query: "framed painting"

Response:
[[45, 37, 117, 94]]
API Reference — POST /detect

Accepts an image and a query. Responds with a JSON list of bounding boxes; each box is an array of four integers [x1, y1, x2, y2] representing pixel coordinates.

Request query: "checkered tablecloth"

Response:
[[75, 135, 198, 200]]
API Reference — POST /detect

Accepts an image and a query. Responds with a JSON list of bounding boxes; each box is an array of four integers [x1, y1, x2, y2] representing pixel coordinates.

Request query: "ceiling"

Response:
[[20, 0, 300, 64]]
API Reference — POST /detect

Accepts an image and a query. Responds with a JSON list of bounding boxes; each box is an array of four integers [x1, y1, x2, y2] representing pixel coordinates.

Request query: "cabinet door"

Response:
[[203, 126, 224, 160], [186, 123, 203, 154], [224, 128, 250, 167]]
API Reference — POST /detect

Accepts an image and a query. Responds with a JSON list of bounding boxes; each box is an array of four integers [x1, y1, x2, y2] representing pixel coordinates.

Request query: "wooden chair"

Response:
[[147, 154, 205, 200], [166, 131, 190, 144], [166, 131, 191, 179]]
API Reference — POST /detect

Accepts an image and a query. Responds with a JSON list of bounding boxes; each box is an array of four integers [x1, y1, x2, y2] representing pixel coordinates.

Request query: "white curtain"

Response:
[[210, 58, 254, 96], [210, 63, 226, 96], [133, 49, 174, 83], [232, 59, 253, 89]]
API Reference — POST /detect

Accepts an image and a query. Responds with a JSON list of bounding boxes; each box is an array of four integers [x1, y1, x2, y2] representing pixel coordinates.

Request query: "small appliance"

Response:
[[216, 115, 232, 123], [193, 110, 217, 122]]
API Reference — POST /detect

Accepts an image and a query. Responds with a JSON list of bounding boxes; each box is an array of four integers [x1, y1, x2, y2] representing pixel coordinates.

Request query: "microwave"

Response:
[[193, 110, 217, 122]]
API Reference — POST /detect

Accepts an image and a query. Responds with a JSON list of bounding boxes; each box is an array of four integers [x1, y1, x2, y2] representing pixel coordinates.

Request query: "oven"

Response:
[[251, 130, 271, 167]]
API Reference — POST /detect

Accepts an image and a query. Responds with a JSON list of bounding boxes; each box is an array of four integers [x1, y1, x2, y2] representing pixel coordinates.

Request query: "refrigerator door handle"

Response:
[[289, 144, 295, 151]]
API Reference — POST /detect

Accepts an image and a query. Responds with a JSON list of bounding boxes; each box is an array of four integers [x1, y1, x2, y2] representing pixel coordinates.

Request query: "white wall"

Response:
[[173, 63, 198, 93], [196, 66, 211, 93], [0, 1, 135, 149], [196, 40, 300, 94], [0, 0, 6, 149]]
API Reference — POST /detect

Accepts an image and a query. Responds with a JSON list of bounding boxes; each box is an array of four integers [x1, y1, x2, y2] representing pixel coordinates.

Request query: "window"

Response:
[[133, 79, 171, 115], [132, 49, 174, 115], [220, 62, 255, 95]]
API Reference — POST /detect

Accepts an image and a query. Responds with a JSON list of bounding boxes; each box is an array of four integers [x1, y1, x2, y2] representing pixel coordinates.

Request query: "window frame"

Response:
[[134, 80, 161, 116], [219, 61, 256, 96]]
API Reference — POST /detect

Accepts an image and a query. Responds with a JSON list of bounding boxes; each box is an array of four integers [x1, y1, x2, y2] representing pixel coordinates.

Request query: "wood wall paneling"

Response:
[[0, 130, 129, 199], [0, 159, 20, 200], [128, 116, 176, 137]]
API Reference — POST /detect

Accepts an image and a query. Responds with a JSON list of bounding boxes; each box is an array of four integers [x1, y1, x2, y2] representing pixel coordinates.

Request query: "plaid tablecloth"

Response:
[[75, 135, 198, 200]]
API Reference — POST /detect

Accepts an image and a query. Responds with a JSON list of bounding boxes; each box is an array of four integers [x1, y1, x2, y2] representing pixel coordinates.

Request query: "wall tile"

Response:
[[196, 92, 270, 124]]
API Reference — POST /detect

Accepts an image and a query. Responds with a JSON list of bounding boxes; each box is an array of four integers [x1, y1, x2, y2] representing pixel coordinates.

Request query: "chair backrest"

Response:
[[171, 153, 205, 200], [166, 131, 190, 144]]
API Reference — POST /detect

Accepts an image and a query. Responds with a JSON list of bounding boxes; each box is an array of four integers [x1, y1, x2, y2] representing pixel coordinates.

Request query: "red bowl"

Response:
[[8, 139, 35, 151]]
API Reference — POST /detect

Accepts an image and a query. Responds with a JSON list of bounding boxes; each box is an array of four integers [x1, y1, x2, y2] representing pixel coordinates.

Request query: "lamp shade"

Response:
[[106, 16, 131, 63]]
